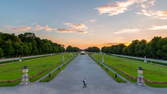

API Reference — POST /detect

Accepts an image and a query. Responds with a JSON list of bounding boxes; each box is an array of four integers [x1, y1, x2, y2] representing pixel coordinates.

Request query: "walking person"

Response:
[[82, 80, 87, 88]]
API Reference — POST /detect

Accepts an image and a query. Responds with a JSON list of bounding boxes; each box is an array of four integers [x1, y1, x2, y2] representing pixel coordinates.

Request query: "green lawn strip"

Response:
[[145, 82, 167, 88], [0, 81, 20, 87], [108, 54, 167, 66], [40, 63, 67, 82], [40, 53, 77, 82], [29, 53, 77, 82], [0, 54, 53, 64], [89, 54, 126, 83], [0, 53, 75, 86], [0, 60, 18, 64], [91, 53, 167, 87]]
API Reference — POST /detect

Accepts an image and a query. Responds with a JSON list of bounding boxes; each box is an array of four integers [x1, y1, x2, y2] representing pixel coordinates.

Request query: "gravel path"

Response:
[[0, 55, 166, 94]]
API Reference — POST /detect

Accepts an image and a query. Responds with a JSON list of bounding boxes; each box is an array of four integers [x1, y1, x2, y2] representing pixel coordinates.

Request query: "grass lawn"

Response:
[[0, 53, 77, 86], [90, 53, 167, 87], [40, 61, 69, 82], [40, 54, 76, 82]]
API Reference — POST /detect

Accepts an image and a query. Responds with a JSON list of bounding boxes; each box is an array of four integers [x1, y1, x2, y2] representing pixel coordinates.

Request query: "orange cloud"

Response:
[[10, 26, 32, 32], [57, 22, 88, 33], [7, 25, 57, 32], [34, 25, 56, 32], [57, 29, 76, 33], [114, 28, 140, 34]]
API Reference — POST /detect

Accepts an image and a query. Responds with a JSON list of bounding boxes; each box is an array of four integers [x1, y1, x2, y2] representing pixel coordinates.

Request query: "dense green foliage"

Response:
[[102, 37, 167, 60], [0, 32, 65, 58], [85, 47, 100, 52], [66, 45, 80, 52], [102, 44, 126, 54], [0, 48, 3, 57]]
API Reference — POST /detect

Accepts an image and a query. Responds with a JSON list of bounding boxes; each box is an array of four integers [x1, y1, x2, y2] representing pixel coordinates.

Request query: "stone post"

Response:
[[19, 57, 22, 62], [137, 67, 144, 86], [21, 66, 29, 85], [144, 56, 147, 63]]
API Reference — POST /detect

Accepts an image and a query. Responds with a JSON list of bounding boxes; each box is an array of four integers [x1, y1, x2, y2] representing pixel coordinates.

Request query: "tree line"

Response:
[[85, 47, 100, 52], [0, 32, 65, 58], [102, 37, 167, 60], [66, 45, 80, 52]]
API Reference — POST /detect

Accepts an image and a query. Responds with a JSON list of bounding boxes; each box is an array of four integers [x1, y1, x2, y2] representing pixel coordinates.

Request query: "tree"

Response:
[[101, 36, 167, 60], [0, 32, 65, 57], [66, 45, 80, 52], [0, 48, 3, 57], [85, 47, 100, 52], [3, 40, 15, 57]]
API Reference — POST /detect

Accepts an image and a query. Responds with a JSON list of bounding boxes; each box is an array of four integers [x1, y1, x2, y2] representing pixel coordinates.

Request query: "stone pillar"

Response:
[[137, 67, 144, 86], [144, 56, 147, 63], [21, 66, 29, 85], [19, 57, 22, 62]]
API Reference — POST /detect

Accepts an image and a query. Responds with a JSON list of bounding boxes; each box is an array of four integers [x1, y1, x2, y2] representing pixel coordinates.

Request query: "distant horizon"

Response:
[[0, 0, 167, 49], [0, 31, 166, 49]]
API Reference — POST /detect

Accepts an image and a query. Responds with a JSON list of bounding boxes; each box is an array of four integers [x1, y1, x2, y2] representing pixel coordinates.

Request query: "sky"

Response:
[[0, 0, 167, 49]]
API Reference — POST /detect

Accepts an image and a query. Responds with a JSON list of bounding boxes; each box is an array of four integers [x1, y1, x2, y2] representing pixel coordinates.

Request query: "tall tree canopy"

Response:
[[0, 32, 65, 58], [85, 47, 100, 52], [101, 37, 167, 60], [66, 45, 80, 52]]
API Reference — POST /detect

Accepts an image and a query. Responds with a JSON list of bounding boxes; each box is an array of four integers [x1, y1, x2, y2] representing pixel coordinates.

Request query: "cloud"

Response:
[[57, 22, 88, 33], [88, 19, 96, 23], [33, 25, 57, 32], [57, 29, 78, 33], [136, 0, 167, 20], [6, 23, 88, 34], [7, 25, 57, 32], [9, 26, 32, 32], [114, 28, 140, 34], [96, 0, 136, 16], [138, 0, 155, 9], [137, 9, 167, 20], [96, 0, 157, 16], [149, 25, 167, 30]]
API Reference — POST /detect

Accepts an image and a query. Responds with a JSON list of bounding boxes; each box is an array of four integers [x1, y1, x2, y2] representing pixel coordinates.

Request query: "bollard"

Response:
[[19, 57, 22, 62], [144, 56, 147, 63], [137, 67, 144, 86], [21, 66, 29, 86]]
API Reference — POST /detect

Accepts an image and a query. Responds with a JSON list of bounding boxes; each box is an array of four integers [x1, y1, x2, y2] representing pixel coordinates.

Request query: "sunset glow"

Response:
[[0, 0, 167, 49]]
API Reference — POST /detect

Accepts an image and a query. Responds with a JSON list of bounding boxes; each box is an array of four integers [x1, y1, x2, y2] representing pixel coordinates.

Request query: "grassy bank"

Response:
[[90, 53, 167, 87], [40, 54, 76, 82], [0, 53, 77, 86], [89, 55, 126, 83]]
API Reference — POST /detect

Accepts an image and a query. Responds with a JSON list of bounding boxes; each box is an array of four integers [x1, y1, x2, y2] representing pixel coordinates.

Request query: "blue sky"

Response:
[[0, 0, 167, 48]]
